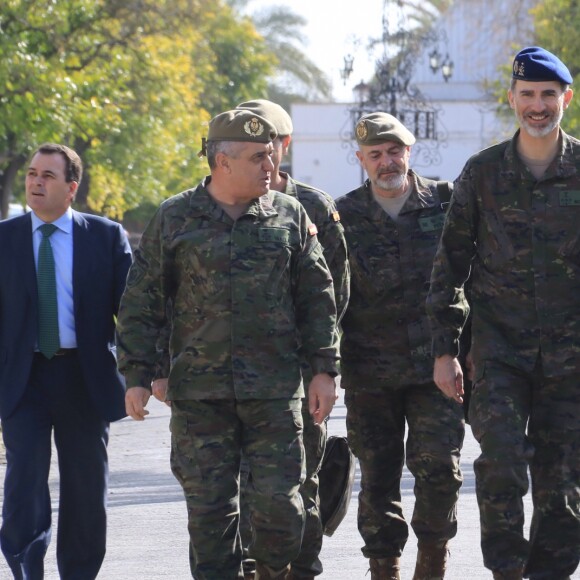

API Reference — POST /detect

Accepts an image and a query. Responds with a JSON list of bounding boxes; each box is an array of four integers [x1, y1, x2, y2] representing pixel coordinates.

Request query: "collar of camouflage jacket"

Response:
[[504, 128, 577, 182], [360, 170, 441, 221], [188, 178, 279, 221]]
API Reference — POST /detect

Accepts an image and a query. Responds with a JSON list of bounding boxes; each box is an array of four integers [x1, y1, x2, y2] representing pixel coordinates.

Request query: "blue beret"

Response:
[[512, 46, 573, 84]]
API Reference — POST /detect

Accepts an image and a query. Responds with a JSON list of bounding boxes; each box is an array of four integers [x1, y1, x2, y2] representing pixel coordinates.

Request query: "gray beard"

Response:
[[520, 109, 562, 138], [375, 172, 405, 192]]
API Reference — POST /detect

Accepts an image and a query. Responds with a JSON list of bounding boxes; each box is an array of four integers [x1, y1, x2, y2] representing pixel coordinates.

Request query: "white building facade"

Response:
[[291, 0, 539, 198]]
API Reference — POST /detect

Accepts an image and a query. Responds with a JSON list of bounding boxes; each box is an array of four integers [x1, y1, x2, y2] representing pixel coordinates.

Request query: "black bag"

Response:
[[318, 435, 356, 537]]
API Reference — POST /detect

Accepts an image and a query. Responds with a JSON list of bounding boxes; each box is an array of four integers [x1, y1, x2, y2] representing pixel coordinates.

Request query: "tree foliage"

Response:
[[250, 5, 332, 103], [229, 1, 333, 106], [531, 0, 580, 134], [491, 0, 580, 132], [0, 0, 273, 219]]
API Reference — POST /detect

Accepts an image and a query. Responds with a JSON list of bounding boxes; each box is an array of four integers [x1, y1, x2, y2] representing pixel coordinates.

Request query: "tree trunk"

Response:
[[0, 153, 27, 219], [73, 137, 91, 212]]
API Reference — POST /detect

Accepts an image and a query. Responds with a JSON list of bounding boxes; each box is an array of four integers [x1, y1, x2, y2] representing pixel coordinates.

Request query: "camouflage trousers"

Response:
[[170, 398, 305, 580], [345, 384, 464, 559], [470, 359, 580, 577], [240, 398, 327, 578]]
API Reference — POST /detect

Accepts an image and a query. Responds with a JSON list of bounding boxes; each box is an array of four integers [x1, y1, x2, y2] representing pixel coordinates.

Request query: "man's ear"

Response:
[[282, 135, 292, 155], [68, 180, 79, 201], [507, 89, 515, 110], [215, 151, 231, 173], [563, 87, 574, 109]]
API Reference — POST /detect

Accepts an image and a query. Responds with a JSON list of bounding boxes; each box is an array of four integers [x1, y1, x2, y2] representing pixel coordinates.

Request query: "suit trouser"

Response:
[[345, 384, 464, 559], [0, 353, 109, 580], [170, 398, 305, 580], [470, 359, 580, 578]]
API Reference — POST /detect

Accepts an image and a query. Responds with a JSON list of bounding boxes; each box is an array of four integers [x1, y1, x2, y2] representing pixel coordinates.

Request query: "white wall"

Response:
[[291, 0, 537, 198], [291, 99, 515, 198]]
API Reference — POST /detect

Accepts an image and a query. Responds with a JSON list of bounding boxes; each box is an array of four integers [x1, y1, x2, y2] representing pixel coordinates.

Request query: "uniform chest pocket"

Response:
[[477, 209, 516, 271], [349, 243, 399, 304], [412, 225, 443, 280], [558, 232, 580, 265], [250, 228, 293, 300], [556, 202, 580, 265], [263, 245, 292, 299]]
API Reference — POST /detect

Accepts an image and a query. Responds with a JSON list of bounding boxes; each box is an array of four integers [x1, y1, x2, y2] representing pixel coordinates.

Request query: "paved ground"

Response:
[[0, 390, 550, 579]]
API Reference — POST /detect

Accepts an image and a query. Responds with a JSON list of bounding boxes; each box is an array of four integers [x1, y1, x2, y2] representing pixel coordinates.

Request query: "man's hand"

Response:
[[433, 355, 464, 404], [308, 373, 337, 424], [152, 378, 171, 407], [125, 386, 151, 420]]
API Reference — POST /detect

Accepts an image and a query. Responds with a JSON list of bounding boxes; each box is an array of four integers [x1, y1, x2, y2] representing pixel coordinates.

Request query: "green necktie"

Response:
[[37, 223, 60, 359]]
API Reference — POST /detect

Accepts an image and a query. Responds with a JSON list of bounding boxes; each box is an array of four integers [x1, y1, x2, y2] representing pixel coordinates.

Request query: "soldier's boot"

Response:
[[255, 563, 291, 580], [492, 568, 525, 580], [412, 542, 449, 579], [368, 557, 401, 580]]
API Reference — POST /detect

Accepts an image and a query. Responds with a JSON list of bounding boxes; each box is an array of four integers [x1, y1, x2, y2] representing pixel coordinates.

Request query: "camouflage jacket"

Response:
[[151, 173, 349, 383], [336, 171, 449, 390], [427, 129, 580, 378], [281, 173, 350, 323], [116, 178, 340, 400]]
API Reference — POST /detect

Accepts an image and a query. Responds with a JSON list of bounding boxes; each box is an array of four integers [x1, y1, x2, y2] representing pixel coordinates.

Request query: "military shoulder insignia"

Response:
[[332, 211, 341, 222], [244, 117, 265, 138], [355, 120, 368, 142], [308, 223, 318, 236]]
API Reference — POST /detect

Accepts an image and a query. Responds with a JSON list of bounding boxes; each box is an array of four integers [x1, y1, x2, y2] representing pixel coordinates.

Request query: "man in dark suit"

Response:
[[0, 143, 132, 579]]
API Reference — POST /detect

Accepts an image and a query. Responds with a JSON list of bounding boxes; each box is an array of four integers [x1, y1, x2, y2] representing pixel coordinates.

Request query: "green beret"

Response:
[[355, 112, 415, 147], [208, 109, 277, 143], [236, 99, 293, 136]]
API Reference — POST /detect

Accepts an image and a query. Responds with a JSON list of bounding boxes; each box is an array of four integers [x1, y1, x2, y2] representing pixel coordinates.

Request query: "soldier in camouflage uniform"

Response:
[[336, 112, 465, 580], [427, 47, 580, 580], [234, 99, 350, 580], [116, 109, 340, 580]]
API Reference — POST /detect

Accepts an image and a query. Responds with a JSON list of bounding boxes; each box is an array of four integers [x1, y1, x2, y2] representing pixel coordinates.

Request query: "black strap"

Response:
[[436, 180, 453, 210]]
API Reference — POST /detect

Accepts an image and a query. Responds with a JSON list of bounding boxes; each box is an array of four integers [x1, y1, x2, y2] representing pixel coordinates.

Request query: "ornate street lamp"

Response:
[[441, 55, 454, 82], [340, 0, 453, 168], [340, 54, 355, 85], [429, 48, 442, 74]]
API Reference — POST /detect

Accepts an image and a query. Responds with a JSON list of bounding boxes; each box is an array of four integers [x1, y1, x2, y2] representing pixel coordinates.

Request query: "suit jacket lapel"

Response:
[[72, 210, 89, 313], [14, 213, 38, 304]]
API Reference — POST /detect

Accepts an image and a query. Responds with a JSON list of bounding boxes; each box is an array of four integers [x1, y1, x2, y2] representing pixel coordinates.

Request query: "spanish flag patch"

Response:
[[308, 223, 318, 236]]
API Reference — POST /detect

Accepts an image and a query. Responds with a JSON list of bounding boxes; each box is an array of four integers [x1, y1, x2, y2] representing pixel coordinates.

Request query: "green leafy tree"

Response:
[[228, 1, 332, 107], [531, 0, 580, 134], [0, 0, 272, 219]]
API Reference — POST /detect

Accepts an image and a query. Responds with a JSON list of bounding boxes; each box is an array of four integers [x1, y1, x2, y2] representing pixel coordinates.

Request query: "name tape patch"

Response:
[[418, 214, 446, 232], [559, 191, 580, 206], [258, 227, 290, 244]]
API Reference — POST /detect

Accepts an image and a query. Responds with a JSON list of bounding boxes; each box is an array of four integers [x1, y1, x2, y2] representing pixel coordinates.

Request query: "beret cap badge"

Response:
[[356, 121, 369, 142], [513, 60, 525, 77], [244, 117, 265, 138]]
